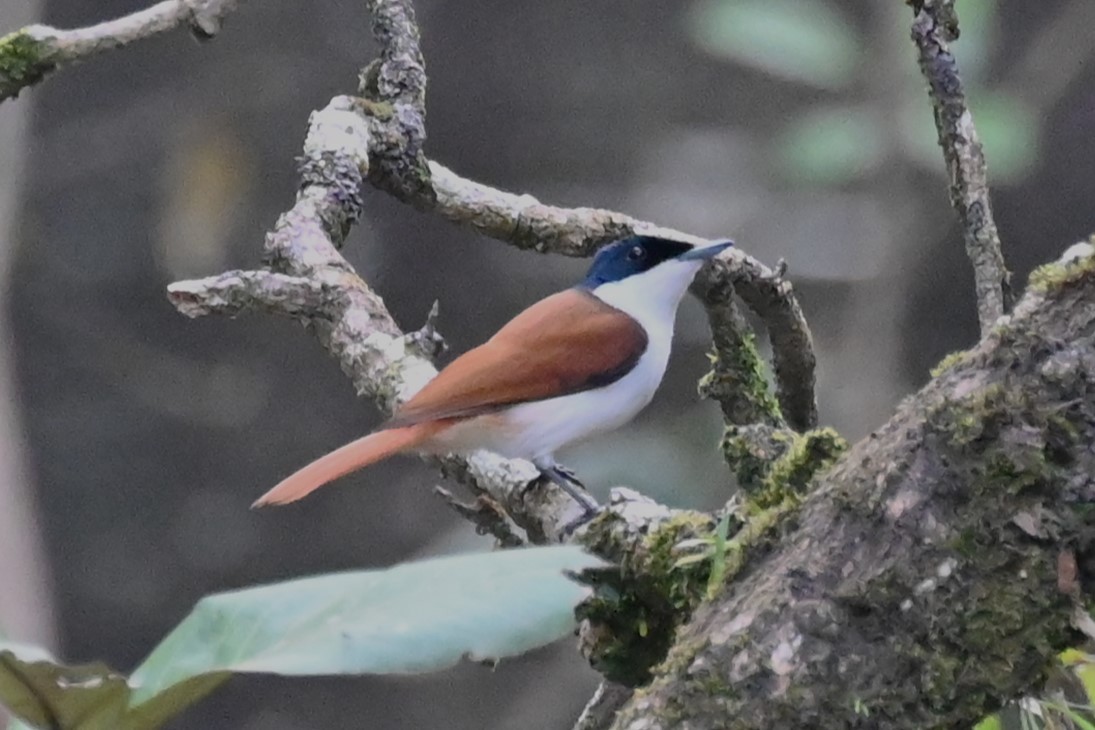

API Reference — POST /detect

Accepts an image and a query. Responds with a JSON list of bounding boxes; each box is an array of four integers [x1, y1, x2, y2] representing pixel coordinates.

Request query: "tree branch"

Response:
[[167, 97, 721, 554], [394, 158, 820, 432], [0, 0, 240, 102], [910, 0, 1012, 334], [167, 270, 340, 319], [347, 3, 816, 431]]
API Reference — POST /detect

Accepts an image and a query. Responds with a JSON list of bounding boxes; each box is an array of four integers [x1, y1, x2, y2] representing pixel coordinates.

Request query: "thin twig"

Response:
[[434, 486, 524, 549], [0, 0, 240, 102], [394, 158, 820, 431], [0, 0, 818, 443], [166, 0, 817, 544], [168, 96, 593, 542], [348, 18, 817, 431], [167, 271, 340, 319], [910, 0, 1012, 334]]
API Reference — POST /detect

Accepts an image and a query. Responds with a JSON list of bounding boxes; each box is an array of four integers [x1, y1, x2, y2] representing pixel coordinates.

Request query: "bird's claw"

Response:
[[521, 464, 599, 520]]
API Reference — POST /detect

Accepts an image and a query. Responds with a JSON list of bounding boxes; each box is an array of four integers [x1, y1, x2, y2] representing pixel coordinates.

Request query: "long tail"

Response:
[[252, 423, 441, 507]]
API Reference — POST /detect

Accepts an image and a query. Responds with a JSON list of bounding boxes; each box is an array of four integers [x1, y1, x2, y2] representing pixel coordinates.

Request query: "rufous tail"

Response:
[[252, 424, 440, 507]]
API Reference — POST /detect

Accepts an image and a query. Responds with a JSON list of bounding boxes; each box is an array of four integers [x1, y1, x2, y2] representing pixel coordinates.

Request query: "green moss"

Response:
[[930, 350, 970, 378], [0, 30, 54, 99], [352, 97, 395, 120], [698, 328, 782, 426], [578, 498, 812, 687], [1028, 247, 1095, 292], [644, 513, 720, 611], [578, 511, 720, 686], [721, 425, 794, 492], [748, 427, 848, 511], [933, 383, 1007, 447]]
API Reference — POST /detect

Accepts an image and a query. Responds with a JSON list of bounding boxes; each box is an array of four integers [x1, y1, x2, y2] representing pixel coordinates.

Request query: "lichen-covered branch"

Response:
[[0, 0, 239, 102], [359, 0, 433, 203], [349, 10, 816, 432], [693, 273, 783, 430], [169, 97, 594, 542], [167, 270, 339, 318], [910, 0, 1011, 334], [608, 253, 1095, 729], [433, 486, 524, 549], [399, 159, 820, 432]]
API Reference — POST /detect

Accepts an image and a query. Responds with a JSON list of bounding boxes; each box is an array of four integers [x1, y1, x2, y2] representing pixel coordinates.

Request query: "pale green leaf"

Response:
[[0, 546, 604, 729], [973, 713, 1003, 730], [950, 0, 1000, 87], [777, 107, 884, 184], [686, 0, 860, 89]]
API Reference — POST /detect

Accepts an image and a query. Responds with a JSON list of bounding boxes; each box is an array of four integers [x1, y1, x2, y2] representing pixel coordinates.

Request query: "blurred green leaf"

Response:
[[950, 0, 1000, 87], [1058, 705, 1095, 730], [899, 91, 1039, 183], [686, 0, 860, 89], [0, 546, 604, 729], [777, 107, 884, 184], [973, 713, 1003, 730]]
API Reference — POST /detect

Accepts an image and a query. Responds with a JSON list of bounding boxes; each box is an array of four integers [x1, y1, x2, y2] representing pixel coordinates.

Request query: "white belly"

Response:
[[430, 326, 671, 461], [426, 259, 699, 463]]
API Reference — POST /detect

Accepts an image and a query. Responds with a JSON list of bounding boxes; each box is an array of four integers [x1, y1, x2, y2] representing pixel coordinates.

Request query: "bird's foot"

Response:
[[527, 463, 599, 520], [551, 464, 582, 484]]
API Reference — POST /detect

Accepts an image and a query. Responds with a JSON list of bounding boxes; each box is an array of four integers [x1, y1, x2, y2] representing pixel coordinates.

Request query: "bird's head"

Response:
[[582, 236, 733, 288], [581, 235, 734, 321]]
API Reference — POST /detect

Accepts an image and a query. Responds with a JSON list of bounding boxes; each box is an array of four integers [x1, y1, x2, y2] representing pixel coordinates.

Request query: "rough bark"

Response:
[[609, 258, 1095, 729], [0, 0, 239, 101], [911, 0, 1011, 334]]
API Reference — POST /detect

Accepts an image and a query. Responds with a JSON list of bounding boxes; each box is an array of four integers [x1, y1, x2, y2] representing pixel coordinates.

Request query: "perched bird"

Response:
[[253, 235, 733, 511]]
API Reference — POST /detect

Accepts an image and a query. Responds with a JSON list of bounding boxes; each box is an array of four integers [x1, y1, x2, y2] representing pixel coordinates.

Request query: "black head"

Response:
[[581, 236, 732, 288]]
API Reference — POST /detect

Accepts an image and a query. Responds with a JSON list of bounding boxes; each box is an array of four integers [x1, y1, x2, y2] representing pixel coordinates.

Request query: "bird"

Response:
[[252, 235, 733, 511]]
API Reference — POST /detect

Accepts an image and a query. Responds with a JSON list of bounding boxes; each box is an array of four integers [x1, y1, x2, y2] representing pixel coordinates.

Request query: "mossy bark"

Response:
[[609, 260, 1095, 729], [0, 30, 55, 101]]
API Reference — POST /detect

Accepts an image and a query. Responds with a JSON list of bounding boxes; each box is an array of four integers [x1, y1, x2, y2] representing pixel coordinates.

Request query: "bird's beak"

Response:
[[677, 239, 734, 261]]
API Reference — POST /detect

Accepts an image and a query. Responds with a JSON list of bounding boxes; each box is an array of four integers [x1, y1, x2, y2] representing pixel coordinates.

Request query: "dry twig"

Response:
[[0, 0, 240, 101], [910, 0, 1012, 333], [167, 0, 819, 547]]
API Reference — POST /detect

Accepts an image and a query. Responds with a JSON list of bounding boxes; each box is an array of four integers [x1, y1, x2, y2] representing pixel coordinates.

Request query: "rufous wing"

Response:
[[386, 288, 648, 427], [253, 288, 646, 507]]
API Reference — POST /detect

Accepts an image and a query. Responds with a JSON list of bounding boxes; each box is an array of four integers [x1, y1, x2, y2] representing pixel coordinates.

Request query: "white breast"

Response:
[[432, 257, 704, 463]]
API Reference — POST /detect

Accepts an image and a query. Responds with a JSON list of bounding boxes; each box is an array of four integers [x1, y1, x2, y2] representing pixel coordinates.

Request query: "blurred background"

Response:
[[0, 0, 1091, 727]]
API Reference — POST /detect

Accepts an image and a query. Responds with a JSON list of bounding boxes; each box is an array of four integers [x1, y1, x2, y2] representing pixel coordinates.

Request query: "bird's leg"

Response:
[[551, 463, 581, 483], [532, 458, 599, 518]]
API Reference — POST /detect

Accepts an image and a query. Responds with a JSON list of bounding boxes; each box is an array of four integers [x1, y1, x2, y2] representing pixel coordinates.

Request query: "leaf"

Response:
[[949, 0, 1000, 87], [705, 511, 732, 599], [0, 546, 604, 729], [1058, 706, 1095, 730], [898, 90, 1040, 183], [973, 714, 1003, 730], [686, 0, 860, 89], [0, 643, 131, 730], [776, 106, 884, 184]]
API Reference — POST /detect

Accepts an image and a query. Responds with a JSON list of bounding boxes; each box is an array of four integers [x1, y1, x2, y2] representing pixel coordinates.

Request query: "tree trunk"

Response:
[[611, 260, 1095, 729]]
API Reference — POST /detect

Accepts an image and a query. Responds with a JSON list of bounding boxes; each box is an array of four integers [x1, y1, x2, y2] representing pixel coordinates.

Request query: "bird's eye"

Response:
[[627, 246, 645, 261]]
